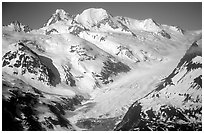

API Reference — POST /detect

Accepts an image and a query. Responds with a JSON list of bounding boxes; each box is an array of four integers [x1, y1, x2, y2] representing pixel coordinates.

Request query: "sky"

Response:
[[2, 2, 202, 30]]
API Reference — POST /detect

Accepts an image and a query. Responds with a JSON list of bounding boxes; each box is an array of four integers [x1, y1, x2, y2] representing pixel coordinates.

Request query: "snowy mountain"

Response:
[[44, 9, 72, 27], [2, 8, 202, 131], [3, 20, 31, 32], [115, 40, 202, 131]]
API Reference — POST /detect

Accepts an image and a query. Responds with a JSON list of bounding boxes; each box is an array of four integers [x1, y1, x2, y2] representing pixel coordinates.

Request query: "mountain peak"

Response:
[[4, 20, 31, 32], [82, 8, 109, 15], [76, 8, 111, 28], [138, 18, 161, 32], [55, 9, 69, 16], [44, 9, 70, 27], [144, 18, 159, 26], [11, 20, 21, 26]]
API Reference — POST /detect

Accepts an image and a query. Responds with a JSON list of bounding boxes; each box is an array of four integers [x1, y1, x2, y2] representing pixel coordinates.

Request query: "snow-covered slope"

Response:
[[31, 8, 195, 65], [115, 40, 202, 131], [3, 20, 31, 32], [115, 16, 172, 39], [2, 42, 55, 86], [2, 73, 83, 131], [2, 8, 202, 131], [44, 9, 73, 27], [2, 30, 131, 95], [76, 8, 110, 29], [75, 8, 133, 34], [116, 16, 161, 32]]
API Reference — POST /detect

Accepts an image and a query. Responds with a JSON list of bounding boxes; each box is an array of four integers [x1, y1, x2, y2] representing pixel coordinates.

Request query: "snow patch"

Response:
[[192, 56, 202, 64]]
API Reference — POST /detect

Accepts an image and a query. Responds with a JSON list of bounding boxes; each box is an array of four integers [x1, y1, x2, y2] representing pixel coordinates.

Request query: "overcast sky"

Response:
[[2, 2, 202, 30]]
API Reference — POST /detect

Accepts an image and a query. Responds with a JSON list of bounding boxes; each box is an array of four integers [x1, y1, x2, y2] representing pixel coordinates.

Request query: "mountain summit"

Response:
[[2, 7, 202, 131], [44, 9, 71, 26], [3, 20, 31, 32], [75, 8, 111, 28]]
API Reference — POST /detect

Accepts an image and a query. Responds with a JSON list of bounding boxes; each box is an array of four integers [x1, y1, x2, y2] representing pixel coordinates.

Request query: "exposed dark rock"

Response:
[[97, 16, 119, 29], [159, 30, 171, 39], [69, 25, 85, 36], [45, 28, 59, 35], [76, 117, 118, 131], [9, 20, 31, 32], [100, 59, 130, 84], [2, 78, 83, 131], [2, 42, 60, 86]]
